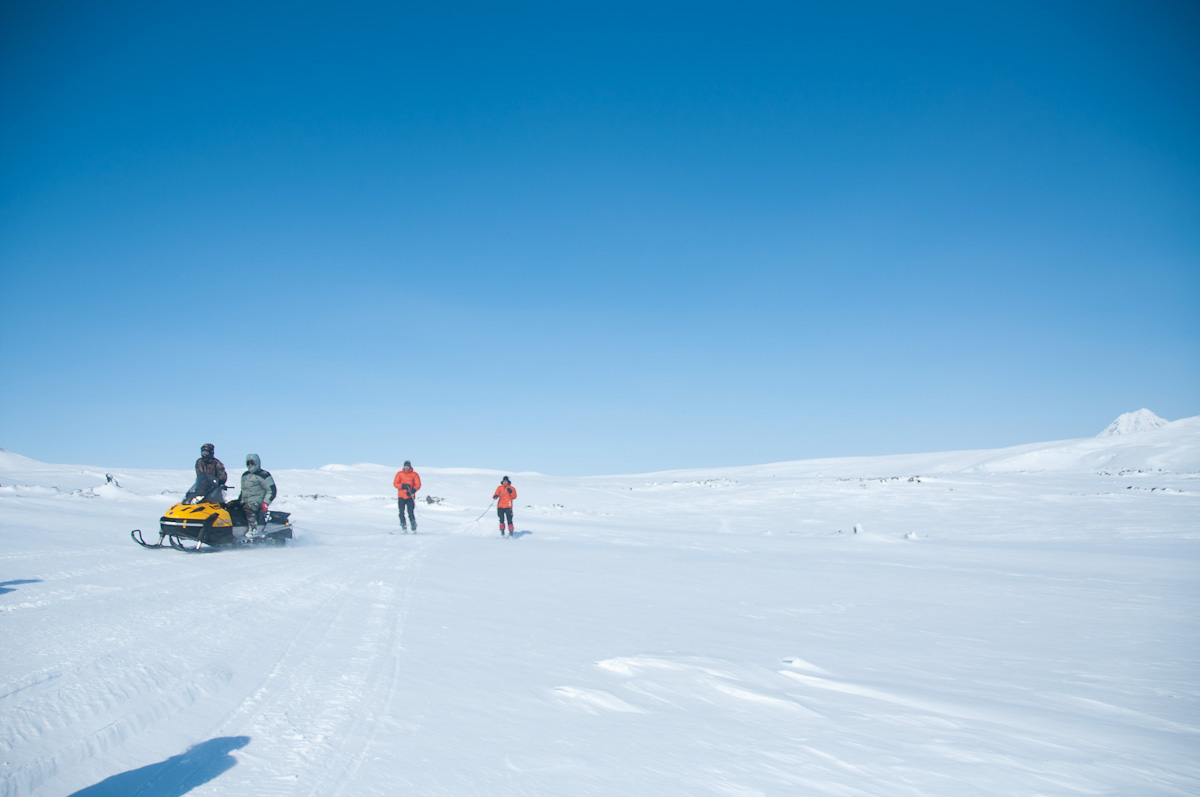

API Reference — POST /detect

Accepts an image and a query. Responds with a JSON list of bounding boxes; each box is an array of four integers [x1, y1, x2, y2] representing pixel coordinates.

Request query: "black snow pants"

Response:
[[398, 497, 416, 529]]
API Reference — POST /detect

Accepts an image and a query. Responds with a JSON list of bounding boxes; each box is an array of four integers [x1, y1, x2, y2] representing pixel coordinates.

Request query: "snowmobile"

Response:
[[131, 474, 293, 552]]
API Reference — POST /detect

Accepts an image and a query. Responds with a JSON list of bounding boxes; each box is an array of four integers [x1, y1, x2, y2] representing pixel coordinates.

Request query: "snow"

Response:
[[2, 419, 1199, 796], [1099, 408, 1170, 437]]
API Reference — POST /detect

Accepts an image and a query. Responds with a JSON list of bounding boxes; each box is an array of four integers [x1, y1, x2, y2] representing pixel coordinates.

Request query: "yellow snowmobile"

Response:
[[131, 474, 292, 552]]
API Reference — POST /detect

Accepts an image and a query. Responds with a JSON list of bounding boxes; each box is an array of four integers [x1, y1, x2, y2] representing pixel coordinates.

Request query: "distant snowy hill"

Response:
[[943, 413, 1199, 475], [3, 415, 1200, 490], [686, 414, 1200, 481], [0, 447, 42, 470], [1099, 408, 1170, 437]]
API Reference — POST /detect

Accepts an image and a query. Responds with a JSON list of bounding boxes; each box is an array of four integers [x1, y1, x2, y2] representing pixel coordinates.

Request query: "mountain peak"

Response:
[[1098, 409, 1169, 437]]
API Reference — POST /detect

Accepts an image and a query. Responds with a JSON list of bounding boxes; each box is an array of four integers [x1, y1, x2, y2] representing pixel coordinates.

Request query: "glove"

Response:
[[506, 487, 514, 495], [493, 493, 499, 500], [261, 503, 269, 514]]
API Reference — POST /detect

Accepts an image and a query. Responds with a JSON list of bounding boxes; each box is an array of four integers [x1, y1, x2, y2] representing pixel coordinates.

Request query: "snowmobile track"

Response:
[[201, 537, 434, 797]]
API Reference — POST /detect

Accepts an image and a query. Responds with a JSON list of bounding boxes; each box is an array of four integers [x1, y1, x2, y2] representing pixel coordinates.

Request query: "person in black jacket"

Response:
[[188, 443, 227, 504], [195, 443, 227, 487]]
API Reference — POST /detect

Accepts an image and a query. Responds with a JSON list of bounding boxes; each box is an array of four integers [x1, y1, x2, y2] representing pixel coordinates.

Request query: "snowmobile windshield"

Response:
[[186, 473, 223, 504]]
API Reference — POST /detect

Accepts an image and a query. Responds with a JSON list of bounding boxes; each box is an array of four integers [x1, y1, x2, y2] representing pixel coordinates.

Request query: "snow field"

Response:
[[1, 422, 1198, 795]]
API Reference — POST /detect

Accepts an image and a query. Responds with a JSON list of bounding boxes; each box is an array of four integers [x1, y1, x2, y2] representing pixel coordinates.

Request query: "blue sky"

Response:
[[2, 1, 1197, 475]]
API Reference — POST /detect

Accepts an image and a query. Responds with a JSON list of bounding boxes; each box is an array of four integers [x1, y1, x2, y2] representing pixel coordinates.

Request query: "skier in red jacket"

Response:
[[493, 476, 516, 537], [393, 460, 421, 533]]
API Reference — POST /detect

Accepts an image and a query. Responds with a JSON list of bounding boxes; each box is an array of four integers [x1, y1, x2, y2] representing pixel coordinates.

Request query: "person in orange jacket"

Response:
[[393, 460, 421, 532], [493, 476, 517, 537]]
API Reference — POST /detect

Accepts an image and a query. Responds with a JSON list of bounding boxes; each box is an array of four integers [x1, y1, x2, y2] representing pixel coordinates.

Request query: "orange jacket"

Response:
[[493, 482, 516, 509], [394, 468, 421, 499]]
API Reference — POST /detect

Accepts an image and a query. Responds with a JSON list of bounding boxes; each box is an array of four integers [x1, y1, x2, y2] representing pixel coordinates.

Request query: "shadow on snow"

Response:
[[68, 736, 250, 797], [0, 579, 42, 596]]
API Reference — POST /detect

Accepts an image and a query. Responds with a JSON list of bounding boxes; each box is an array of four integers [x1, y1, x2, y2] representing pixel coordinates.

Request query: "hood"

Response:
[[246, 453, 261, 472]]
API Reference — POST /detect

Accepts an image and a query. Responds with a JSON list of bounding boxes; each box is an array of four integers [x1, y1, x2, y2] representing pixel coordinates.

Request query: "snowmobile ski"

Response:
[[131, 528, 167, 549]]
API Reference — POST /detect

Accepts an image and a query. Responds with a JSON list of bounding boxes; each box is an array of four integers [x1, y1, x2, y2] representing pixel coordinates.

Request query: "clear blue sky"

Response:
[[2, 1, 1197, 475]]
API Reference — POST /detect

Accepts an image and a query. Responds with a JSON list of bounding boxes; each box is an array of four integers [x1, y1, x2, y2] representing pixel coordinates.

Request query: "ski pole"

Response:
[[473, 500, 495, 522]]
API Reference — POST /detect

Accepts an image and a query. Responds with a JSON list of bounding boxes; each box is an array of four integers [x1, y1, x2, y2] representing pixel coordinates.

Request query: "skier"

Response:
[[238, 453, 277, 537], [493, 476, 517, 537], [393, 460, 421, 532]]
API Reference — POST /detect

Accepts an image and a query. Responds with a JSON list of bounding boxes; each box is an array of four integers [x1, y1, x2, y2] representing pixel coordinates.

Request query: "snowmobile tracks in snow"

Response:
[[2, 533, 437, 797], [201, 540, 432, 797]]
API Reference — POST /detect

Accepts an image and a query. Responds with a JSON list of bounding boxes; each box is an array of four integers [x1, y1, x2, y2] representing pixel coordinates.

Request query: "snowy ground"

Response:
[[2, 419, 1199, 796]]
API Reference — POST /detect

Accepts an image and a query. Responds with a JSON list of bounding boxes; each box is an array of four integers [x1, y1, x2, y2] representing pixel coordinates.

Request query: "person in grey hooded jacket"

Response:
[[239, 453, 277, 534]]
